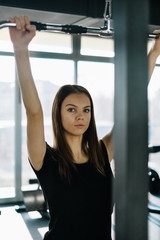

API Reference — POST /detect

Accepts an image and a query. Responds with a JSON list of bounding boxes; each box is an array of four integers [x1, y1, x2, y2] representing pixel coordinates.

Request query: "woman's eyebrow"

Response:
[[65, 104, 77, 107], [65, 104, 91, 108], [84, 105, 91, 108]]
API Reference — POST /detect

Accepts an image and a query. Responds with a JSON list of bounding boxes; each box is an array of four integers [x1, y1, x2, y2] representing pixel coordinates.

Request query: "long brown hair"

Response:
[[52, 85, 105, 182]]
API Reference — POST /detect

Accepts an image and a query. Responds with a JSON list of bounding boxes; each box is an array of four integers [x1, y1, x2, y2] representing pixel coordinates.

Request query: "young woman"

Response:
[[8, 16, 160, 240]]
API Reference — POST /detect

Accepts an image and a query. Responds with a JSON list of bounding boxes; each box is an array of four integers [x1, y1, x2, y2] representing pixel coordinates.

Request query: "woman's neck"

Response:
[[65, 135, 88, 163]]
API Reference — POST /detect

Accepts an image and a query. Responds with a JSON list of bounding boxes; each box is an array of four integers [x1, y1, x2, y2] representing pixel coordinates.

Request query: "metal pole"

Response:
[[14, 71, 23, 201], [113, 0, 149, 239], [72, 35, 80, 84]]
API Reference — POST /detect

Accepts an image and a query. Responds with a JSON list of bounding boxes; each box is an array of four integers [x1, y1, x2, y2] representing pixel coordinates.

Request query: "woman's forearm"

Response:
[[148, 33, 160, 81], [148, 49, 159, 81], [14, 47, 42, 115]]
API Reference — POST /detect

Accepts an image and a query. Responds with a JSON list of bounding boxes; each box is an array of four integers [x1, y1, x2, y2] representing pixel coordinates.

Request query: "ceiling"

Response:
[[0, 0, 160, 26], [0, 2, 160, 35], [0, 5, 105, 28]]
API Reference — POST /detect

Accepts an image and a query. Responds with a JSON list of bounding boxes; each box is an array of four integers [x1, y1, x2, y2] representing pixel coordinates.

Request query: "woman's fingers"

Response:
[[18, 16, 26, 31], [8, 15, 36, 48], [9, 16, 31, 31], [153, 30, 160, 34], [24, 15, 30, 26], [14, 16, 22, 30]]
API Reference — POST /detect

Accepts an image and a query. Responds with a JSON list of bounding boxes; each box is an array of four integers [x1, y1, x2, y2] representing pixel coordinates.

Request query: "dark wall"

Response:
[[149, 0, 160, 25], [0, 0, 160, 25], [0, 0, 105, 18]]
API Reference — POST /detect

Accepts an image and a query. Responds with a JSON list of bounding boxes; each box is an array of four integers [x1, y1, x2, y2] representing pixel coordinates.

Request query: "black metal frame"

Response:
[[113, 0, 149, 239]]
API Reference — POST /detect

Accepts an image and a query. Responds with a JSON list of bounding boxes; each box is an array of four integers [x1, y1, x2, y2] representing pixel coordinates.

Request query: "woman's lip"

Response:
[[74, 124, 85, 127]]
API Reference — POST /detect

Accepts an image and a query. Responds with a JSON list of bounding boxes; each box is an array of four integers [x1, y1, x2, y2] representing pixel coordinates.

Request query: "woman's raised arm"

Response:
[[9, 16, 46, 170]]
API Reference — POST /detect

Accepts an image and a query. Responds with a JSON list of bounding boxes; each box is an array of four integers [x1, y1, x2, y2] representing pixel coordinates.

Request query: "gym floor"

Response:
[[0, 205, 49, 240], [0, 195, 159, 240], [148, 194, 160, 240]]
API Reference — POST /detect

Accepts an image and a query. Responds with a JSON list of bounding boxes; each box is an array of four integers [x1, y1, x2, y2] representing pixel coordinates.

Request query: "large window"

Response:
[[0, 56, 15, 198], [29, 31, 72, 53], [81, 36, 114, 57]]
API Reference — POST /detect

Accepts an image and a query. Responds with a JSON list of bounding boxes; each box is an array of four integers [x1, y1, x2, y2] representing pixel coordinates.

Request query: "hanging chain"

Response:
[[103, 0, 112, 27]]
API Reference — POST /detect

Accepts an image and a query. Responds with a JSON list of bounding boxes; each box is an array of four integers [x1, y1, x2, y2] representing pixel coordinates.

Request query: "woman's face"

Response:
[[60, 93, 91, 138]]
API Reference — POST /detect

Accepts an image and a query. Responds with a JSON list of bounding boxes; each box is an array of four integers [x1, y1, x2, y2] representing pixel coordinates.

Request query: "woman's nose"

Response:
[[76, 112, 84, 120]]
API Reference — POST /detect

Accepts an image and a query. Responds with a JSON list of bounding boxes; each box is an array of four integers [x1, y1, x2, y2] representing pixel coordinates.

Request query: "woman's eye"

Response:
[[68, 108, 75, 112], [84, 109, 90, 113]]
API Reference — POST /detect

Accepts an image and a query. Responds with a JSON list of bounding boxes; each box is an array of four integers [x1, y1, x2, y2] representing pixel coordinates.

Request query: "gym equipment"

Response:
[[23, 179, 47, 212], [148, 168, 160, 195], [148, 145, 160, 196], [0, 0, 159, 39], [16, 179, 49, 219], [148, 145, 160, 215], [148, 145, 160, 153], [148, 145, 160, 195]]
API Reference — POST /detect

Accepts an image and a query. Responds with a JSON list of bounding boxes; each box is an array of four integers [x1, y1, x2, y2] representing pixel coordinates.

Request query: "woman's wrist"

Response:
[[149, 48, 160, 60], [13, 45, 29, 52]]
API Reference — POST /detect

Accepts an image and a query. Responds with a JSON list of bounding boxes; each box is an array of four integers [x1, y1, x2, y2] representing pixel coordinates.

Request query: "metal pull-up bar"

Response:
[[0, 20, 114, 38], [0, 20, 159, 39]]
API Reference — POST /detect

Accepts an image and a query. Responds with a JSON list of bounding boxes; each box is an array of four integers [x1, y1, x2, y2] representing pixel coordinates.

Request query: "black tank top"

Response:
[[32, 140, 113, 240]]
